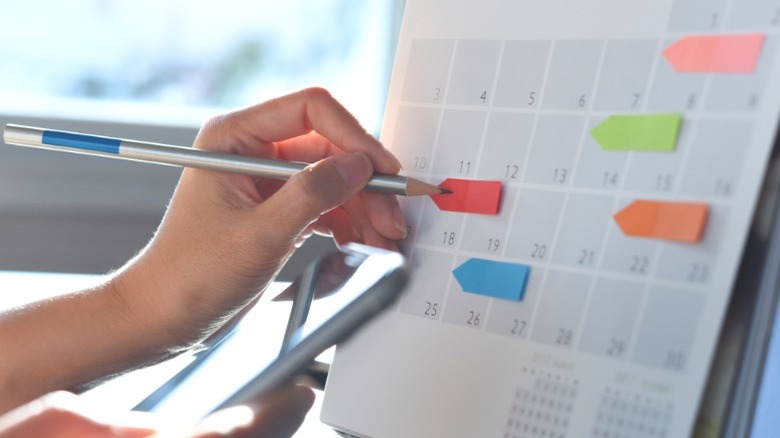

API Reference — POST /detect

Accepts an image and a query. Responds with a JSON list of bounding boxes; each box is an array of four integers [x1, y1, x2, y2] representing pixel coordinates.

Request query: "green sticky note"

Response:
[[590, 113, 682, 152]]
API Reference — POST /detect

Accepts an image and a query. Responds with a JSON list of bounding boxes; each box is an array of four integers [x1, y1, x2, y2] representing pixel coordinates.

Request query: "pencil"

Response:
[[3, 124, 447, 196]]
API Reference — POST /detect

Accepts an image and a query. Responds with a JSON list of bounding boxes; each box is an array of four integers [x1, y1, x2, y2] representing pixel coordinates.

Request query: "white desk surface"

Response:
[[0, 270, 335, 436]]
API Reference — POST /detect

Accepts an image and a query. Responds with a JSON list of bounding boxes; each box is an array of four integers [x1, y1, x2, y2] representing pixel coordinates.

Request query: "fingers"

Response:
[[312, 208, 360, 246], [362, 191, 408, 240], [256, 152, 373, 252], [204, 88, 401, 174], [190, 385, 314, 438], [0, 391, 157, 438], [309, 201, 405, 248], [338, 196, 397, 249], [194, 88, 409, 247]]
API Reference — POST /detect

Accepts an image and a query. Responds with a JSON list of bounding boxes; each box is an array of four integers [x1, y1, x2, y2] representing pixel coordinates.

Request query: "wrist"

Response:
[[110, 235, 259, 354], [108, 252, 202, 355]]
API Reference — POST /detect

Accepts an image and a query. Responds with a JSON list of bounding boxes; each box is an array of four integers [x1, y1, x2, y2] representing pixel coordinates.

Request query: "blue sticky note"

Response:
[[452, 258, 530, 301]]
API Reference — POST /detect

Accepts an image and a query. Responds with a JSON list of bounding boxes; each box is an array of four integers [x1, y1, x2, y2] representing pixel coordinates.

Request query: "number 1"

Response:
[[632, 93, 641, 108]]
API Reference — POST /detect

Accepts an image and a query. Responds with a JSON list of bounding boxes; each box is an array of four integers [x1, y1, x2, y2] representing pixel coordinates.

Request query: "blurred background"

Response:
[[0, 0, 405, 277]]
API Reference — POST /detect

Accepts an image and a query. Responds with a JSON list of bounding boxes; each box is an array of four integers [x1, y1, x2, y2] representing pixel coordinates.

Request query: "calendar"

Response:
[[321, 0, 780, 436]]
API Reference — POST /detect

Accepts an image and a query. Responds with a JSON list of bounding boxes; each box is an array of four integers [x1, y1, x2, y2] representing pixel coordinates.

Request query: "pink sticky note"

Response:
[[430, 178, 502, 215], [663, 34, 765, 73]]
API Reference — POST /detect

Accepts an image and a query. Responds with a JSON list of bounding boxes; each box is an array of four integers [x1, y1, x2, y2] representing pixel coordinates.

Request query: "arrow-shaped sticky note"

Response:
[[430, 178, 502, 214], [663, 34, 765, 74], [452, 258, 530, 301], [590, 113, 682, 152], [614, 200, 708, 243]]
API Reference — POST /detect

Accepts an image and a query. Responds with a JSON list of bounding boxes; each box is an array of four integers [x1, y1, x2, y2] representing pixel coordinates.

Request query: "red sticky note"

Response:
[[663, 34, 765, 73], [430, 178, 502, 215], [614, 200, 708, 243]]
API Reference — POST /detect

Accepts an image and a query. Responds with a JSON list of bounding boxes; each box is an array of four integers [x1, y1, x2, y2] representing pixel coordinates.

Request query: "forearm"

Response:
[[0, 269, 185, 414]]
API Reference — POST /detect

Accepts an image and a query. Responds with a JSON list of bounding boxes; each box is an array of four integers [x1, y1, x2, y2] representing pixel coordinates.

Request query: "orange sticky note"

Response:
[[430, 178, 502, 215], [663, 34, 765, 73], [614, 200, 708, 243]]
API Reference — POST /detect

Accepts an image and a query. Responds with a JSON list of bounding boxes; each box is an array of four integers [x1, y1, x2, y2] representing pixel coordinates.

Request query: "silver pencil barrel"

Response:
[[3, 124, 418, 196]]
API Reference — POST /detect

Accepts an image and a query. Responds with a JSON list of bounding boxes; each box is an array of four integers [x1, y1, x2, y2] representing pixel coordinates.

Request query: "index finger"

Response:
[[220, 87, 401, 174]]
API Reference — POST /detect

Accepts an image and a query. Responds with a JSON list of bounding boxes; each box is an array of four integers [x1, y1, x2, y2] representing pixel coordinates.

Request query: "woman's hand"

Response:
[[122, 87, 408, 347], [0, 88, 406, 411]]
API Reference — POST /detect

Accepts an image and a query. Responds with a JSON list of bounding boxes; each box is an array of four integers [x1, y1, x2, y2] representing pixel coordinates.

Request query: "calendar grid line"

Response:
[[431, 38, 470, 324], [477, 39, 510, 328], [397, 169, 740, 205], [412, 240, 713, 293], [606, 32, 667, 365], [567, 39, 613, 354], [637, 11, 722, 352], [511, 37, 559, 345], [397, 100, 762, 121]]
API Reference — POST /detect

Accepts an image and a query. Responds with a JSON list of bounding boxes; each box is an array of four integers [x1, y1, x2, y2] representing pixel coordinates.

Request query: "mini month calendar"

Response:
[[321, 0, 780, 436]]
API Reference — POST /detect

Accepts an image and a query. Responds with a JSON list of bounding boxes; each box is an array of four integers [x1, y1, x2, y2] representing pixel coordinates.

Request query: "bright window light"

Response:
[[0, 0, 399, 131]]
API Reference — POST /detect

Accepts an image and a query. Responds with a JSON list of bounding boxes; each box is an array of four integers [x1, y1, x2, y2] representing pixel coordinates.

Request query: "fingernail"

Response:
[[392, 203, 408, 238], [374, 138, 402, 171], [333, 152, 372, 189], [388, 150, 403, 170]]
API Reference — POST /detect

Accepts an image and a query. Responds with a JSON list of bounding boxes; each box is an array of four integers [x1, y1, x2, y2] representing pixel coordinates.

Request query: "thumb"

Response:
[[259, 151, 372, 246]]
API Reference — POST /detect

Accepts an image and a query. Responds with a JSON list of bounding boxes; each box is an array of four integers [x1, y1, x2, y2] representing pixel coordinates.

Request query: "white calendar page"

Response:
[[321, 0, 780, 436]]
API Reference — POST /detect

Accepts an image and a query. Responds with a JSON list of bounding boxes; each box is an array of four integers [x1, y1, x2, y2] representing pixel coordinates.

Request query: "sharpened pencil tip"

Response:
[[406, 177, 447, 196], [438, 187, 453, 194]]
